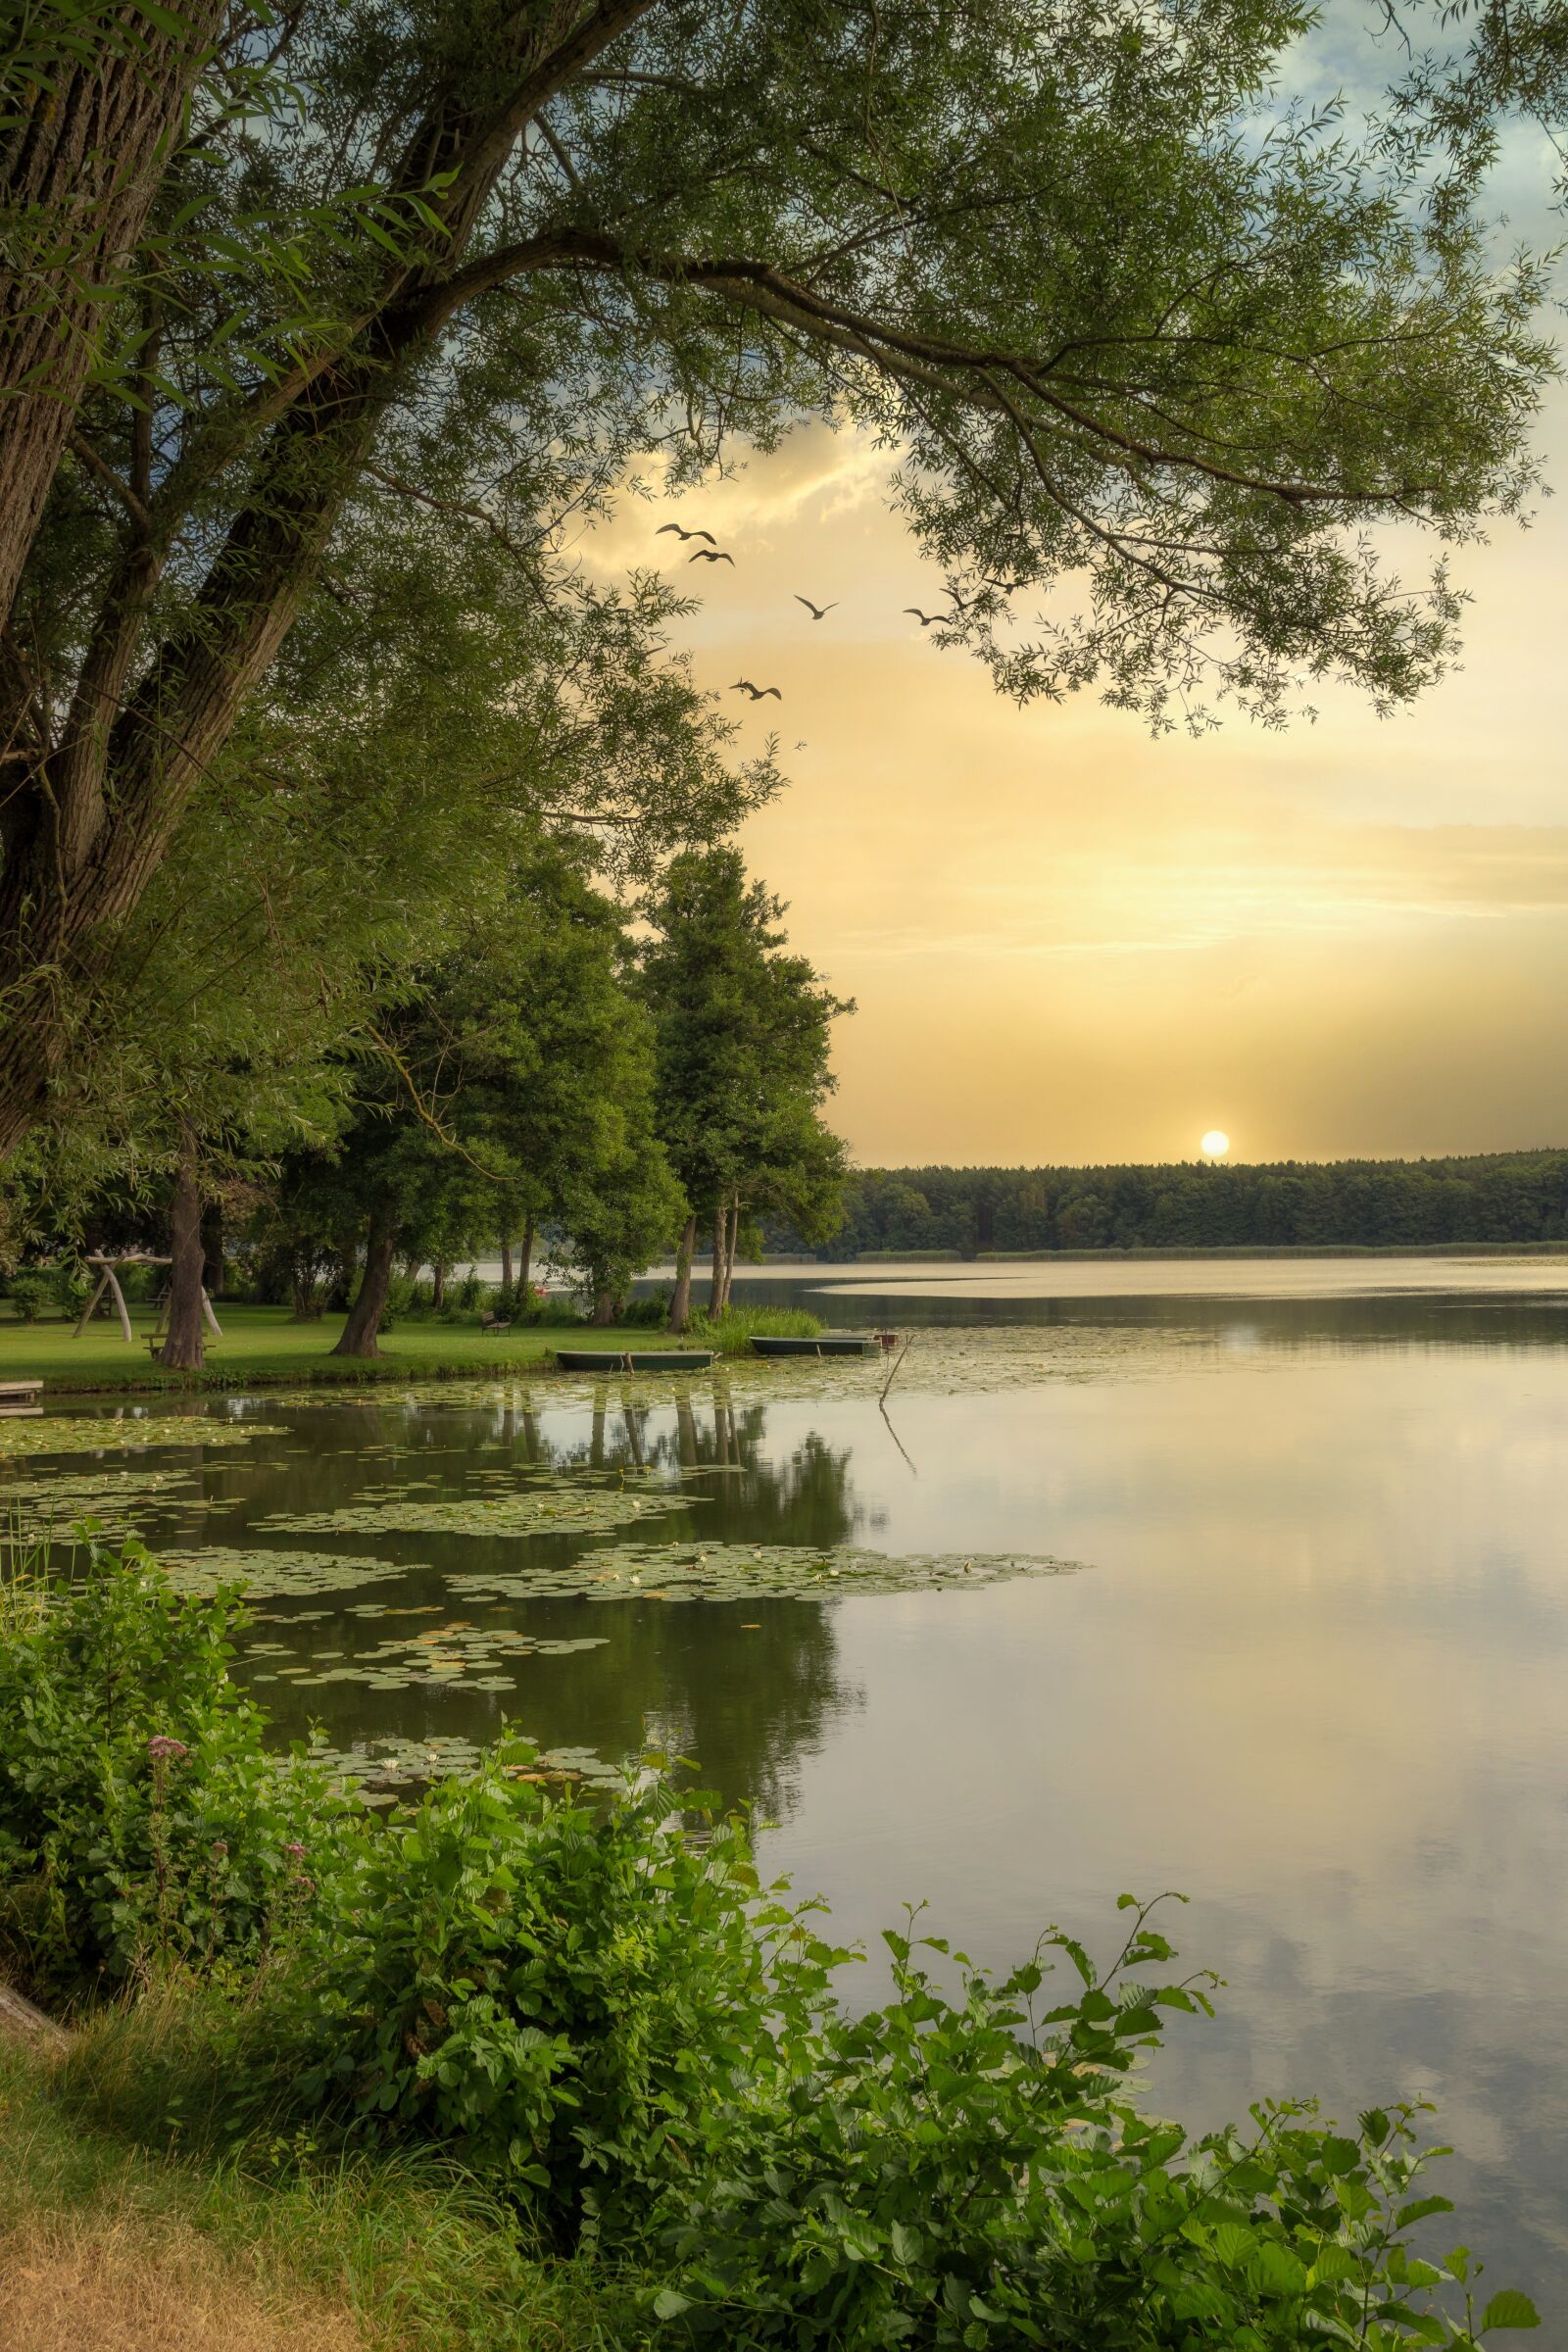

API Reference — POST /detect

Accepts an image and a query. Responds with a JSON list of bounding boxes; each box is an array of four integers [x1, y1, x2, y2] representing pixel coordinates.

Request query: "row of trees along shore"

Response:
[[3, 0, 1568, 1370], [8, 842, 849, 1367], [763, 1153, 1568, 1258]]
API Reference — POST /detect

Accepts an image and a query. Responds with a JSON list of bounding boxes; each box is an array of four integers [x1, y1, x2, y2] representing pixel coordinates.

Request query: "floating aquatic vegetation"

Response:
[[306, 1731, 621, 1789], [447, 1542, 1082, 1605], [268, 1617, 607, 1691], [258, 1478, 697, 1541], [0, 1413, 288, 1458], [158, 1546, 417, 1600], [0, 1466, 205, 1544]]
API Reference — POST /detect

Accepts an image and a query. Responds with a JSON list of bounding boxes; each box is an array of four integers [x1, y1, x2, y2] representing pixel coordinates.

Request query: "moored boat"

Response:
[[554, 1348, 715, 1372]]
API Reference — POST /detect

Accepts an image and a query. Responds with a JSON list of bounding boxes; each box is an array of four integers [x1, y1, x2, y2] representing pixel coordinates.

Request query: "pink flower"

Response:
[[147, 1736, 188, 1763], [283, 1841, 307, 1861]]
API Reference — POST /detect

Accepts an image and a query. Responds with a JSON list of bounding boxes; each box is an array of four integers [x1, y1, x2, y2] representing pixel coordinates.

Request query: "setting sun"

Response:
[[1200, 1130, 1231, 1159]]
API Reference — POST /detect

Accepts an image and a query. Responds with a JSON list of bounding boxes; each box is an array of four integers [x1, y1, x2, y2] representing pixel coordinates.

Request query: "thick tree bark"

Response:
[[431, 1257, 447, 1310], [0, 3, 226, 631], [200, 1200, 224, 1297], [668, 1212, 698, 1331], [500, 1237, 514, 1291], [159, 1147, 205, 1369], [519, 1216, 535, 1299], [333, 1212, 397, 1357], [591, 1289, 617, 1326]]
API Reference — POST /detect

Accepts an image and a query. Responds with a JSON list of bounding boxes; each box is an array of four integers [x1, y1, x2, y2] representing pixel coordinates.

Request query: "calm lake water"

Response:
[[9, 1254, 1568, 2315]]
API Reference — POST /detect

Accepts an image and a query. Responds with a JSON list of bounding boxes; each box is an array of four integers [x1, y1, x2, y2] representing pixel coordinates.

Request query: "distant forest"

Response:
[[760, 1152, 1568, 1258]]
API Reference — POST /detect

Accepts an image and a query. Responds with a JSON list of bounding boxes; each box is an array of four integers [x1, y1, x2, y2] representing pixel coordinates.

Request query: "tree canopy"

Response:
[[2, 0, 1560, 1156]]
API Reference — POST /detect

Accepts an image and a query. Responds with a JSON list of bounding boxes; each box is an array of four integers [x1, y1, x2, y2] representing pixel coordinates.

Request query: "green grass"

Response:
[[683, 1304, 824, 1355], [0, 1304, 697, 1397], [0, 2021, 634, 2351]]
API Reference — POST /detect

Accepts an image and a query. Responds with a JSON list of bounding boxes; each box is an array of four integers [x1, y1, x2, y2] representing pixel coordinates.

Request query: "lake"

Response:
[[7, 1252, 1568, 2317]]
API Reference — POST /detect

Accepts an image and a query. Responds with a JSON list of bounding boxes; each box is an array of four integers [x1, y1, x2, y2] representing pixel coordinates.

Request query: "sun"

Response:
[[1200, 1130, 1231, 1160]]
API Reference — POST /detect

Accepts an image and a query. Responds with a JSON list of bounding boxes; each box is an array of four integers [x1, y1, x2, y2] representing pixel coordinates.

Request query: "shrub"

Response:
[[0, 1540, 362, 1999], [274, 1761, 768, 2250], [3, 1268, 61, 1323], [650, 1906, 1528, 2349]]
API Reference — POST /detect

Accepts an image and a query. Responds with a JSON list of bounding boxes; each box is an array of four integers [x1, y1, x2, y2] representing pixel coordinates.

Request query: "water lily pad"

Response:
[[0, 1414, 288, 1458], [447, 1543, 1082, 1605], [258, 1477, 697, 1541], [306, 1731, 620, 1789], [159, 1547, 417, 1599]]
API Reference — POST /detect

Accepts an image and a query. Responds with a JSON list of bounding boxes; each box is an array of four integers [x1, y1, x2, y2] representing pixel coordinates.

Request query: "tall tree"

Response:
[[639, 847, 850, 1325], [0, 0, 1556, 1153]]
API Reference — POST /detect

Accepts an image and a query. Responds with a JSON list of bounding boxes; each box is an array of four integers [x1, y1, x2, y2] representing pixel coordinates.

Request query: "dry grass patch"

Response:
[[0, 2204, 366, 2352]]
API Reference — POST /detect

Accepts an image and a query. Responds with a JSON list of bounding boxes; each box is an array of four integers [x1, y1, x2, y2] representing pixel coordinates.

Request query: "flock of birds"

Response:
[[656, 516, 984, 710]]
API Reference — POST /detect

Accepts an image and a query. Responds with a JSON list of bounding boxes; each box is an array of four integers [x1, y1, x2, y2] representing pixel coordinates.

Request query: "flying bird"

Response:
[[904, 607, 953, 627], [731, 679, 782, 700], [689, 547, 735, 565], [657, 522, 716, 544], [794, 594, 838, 619]]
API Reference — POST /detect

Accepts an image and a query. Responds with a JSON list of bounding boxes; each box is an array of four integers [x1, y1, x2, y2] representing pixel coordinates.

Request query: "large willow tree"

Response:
[[0, 0, 1558, 1153]]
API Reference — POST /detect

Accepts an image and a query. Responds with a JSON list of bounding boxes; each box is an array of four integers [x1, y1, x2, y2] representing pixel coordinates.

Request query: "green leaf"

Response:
[[652, 2287, 694, 2321], [1396, 2196, 1455, 2230], [1480, 2292, 1541, 2331]]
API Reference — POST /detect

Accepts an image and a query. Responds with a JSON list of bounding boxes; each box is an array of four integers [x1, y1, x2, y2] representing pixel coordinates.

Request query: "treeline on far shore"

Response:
[[760, 1151, 1568, 1258]]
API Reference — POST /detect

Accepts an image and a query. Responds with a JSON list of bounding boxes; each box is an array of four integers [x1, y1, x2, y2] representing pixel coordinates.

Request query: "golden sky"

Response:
[[583, 393, 1568, 1169]]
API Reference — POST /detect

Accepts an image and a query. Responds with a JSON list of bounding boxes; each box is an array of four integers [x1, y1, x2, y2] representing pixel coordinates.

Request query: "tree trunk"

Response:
[[432, 1257, 447, 1310], [500, 1237, 514, 1290], [159, 1148, 205, 1370], [519, 1216, 534, 1299], [668, 1212, 698, 1331], [334, 1213, 397, 1357], [0, 4, 226, 634], [723, 1191, 741, 1302], [200, 1200, 224, 1297], [710, 1208, 726, 1316], [591, 1290, 617, 1326]]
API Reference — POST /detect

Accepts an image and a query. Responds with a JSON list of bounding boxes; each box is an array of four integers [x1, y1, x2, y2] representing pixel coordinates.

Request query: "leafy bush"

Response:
[[0, 1545, 1540, 2347], [3, 1267, 63, 1323], [620, 1292, 672, 1328], [0, 1540, 360, 1999], [273, 1762, 769, 2250], [651, 1906, 1533, 2349]]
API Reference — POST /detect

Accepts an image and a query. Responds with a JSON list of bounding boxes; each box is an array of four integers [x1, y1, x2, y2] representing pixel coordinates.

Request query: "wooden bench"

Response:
[[481, 1315, 513, 1334]]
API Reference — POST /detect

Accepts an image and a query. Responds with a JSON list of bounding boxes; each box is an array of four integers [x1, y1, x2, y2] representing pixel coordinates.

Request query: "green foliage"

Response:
[[652, 1905, 1531, 2348], [639, 849, 851, 1261], [684, 1305, 824, 1355], [0, 1538, 358, 1997], [0, 1544, 1540, 2347], [275, 1763, 771, 2249]]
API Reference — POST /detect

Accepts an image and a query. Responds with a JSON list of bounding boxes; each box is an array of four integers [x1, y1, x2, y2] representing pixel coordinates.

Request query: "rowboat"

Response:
[[749, 1334, 881, 1359], [554, 1348, 715, 1373]]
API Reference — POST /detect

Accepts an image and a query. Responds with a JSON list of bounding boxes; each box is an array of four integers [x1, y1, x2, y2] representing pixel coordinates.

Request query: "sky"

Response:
[[580, 32, 1568, 1171]]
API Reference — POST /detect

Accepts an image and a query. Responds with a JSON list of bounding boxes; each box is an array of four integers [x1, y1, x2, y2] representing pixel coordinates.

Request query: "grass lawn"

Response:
[[0, 1302, 675, 1397], [0, 2032, 623, 2352]]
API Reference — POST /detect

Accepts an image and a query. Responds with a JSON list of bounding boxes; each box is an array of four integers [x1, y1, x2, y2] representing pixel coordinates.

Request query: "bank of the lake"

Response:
[[0, 1303, 812, 1397]]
